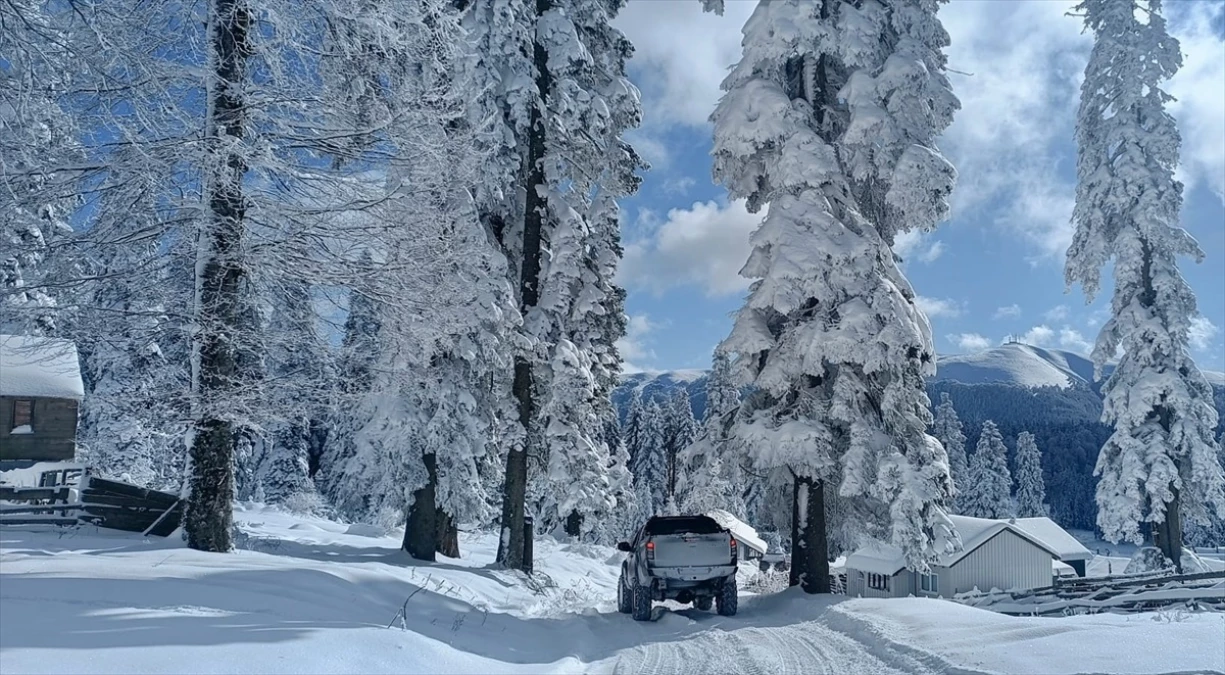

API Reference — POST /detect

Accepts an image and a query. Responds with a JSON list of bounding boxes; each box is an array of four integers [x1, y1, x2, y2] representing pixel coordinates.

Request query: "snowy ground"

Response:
[[2, 506, 1222, 675]]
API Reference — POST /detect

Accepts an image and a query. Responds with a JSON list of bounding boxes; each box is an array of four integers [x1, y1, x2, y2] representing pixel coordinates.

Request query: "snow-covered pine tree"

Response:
[[709, 0, 958, 590], [960, 421, 1013, 519], [1067, 0, 1225, 570], [1013, 431, 1048, 518], [631, 401, 670, 517], [458, 0, 642, 569], [678, 350, 746, 517], [252, 281, 330, 509], [622, 389, 648, 469], [663, 389, 697, 499], [932, 392, 969, 507]]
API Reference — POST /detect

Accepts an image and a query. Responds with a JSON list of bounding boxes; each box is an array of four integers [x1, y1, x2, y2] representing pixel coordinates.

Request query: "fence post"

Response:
[[523, 515, 534, 574]]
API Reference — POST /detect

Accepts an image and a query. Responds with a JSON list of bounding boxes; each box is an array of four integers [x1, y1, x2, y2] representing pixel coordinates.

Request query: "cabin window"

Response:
[[919, 573, 938, 593], [867, 573, 890, 591], [11, 399, 33, 431]]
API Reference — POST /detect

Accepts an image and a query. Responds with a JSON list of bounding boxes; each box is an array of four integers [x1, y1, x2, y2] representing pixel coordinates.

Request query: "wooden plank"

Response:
[[0, 503, 80, 515], [0, 516, 80, 527], [0, 486, 70, 502], [80, 492, 168, 510], [84, 478, 178, 507], [143, 500, 183, 538]]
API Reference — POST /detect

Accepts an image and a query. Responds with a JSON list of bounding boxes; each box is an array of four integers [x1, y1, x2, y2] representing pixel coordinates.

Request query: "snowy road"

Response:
[[589, 600, 984, 675], [605, 623, 920, 675], [3, 508, 1223, 675]]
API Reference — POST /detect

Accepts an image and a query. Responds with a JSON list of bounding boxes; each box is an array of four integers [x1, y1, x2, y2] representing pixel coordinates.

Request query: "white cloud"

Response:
[[993, 304, 1022, 319], [1167, 3, 1225, 201], [613, 1, 755, 129], [1044, 304, 1069, 322], [618, 199, 760, 297], [949, 333, 993, 352], [1057, 327, 1093, 354], [1189, 316, 1220, 352], [1021, 324, 1056, 346], [917, 296, 964, 318], [894, 230, 946, 264], [1016, 323, 1094, 353], [663, 176, 697, 195], [939, 0, 1088, 262], [616, 314, 657, 373]]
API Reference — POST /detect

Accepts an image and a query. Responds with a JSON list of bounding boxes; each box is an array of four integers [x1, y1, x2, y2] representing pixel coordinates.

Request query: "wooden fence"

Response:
[[954, 570, 1225, 616], [0, 466, 181, 536]]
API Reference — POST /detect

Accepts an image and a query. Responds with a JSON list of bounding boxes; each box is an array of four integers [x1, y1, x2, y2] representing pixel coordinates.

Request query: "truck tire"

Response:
[[695, 596, 713, 611], [616, 573, 632, 614], [632, 581, 653, 621], [716, 576, 738, 616]]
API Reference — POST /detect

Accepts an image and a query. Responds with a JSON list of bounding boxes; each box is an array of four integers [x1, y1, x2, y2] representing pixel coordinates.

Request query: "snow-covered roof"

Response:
[[705, 509, 768, 554], [844, 515, 1062, 575], [1011, 517, 1093, 561], [1053, 560, 1077, 577], [844, 542, 909, 576], [0, 335, 84, 400]]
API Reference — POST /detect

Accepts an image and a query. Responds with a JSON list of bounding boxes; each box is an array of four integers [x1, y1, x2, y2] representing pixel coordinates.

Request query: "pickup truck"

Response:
[[615, 515, 738, 621]]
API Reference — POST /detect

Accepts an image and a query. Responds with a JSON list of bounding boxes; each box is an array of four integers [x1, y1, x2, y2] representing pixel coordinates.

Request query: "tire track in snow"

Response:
[[605, 620, 921, 675]]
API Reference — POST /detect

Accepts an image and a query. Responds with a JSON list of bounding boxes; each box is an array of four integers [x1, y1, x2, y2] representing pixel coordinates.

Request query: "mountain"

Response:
[[614, 344, 1225, 533], [612, 369, 710, 423]]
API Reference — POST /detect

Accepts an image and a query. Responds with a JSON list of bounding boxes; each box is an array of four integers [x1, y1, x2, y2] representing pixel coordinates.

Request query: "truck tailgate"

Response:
[[650, 532, 732, 568]]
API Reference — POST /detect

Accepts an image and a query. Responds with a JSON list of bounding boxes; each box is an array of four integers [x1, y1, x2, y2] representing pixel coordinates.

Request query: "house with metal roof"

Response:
[[844, 515, 1064, 598]]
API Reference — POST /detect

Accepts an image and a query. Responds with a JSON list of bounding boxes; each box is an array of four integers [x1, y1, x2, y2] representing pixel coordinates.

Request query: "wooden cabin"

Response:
[[0, 335, 84, 462]]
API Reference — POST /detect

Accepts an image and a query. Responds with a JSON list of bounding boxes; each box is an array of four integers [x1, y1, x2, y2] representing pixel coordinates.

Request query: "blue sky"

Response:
[[609, 0, 1225, 374]]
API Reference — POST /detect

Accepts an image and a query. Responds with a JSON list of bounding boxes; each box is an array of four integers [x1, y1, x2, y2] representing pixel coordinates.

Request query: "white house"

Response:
[[1011, 517, 1093, 577], [844, 515, 1063, 598], [706, 509, 768, 562]]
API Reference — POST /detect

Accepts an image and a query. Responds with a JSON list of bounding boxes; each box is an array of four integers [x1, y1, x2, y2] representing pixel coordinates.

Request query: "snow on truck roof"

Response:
[[845, 515, 1064, 575], [705, 509, 768, 554], [0, 335, 84, 400]]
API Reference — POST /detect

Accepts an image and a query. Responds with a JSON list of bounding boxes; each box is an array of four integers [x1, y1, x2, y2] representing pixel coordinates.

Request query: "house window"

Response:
[[11, 399, 33, 432], [919, 573, 939, 593], [867, 573, 890, 591]]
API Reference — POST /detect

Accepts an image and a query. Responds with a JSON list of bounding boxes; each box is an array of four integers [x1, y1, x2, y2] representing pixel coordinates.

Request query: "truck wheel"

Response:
[[695, 596, 713, 611], [716, 576, 738, 617], [632, 581, 653, 621], [616, 573, 632, 614]]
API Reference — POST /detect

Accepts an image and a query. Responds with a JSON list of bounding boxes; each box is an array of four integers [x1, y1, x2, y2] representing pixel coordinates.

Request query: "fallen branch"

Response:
[[386, 574, 431, 630]]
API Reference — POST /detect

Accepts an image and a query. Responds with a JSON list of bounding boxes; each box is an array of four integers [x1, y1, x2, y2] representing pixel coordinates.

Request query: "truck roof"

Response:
[[643, 515, 724, 536]]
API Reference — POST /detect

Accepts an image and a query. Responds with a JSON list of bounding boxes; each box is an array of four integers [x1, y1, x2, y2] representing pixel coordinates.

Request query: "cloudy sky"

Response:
[[608, 0, 1225, 374]]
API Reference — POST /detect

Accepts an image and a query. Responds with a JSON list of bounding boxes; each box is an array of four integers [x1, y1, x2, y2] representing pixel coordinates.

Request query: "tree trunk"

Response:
[[496, 0, 552, 573], [1153, 489, 1183, 573], [789, 477, 802, 587], [185, 0, 250, 553], [436, 508, 460, 559], [404, 452, 438, 561], [564, 510, 582, 537], [790, 476, 830, 593]]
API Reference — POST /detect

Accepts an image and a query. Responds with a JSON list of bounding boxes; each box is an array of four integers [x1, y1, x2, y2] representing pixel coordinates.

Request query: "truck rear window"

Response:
[[644, 516, 723, 536]]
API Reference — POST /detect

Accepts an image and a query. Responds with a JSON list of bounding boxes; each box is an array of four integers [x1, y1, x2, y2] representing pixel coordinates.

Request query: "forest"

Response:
[[4, 0, 1222, 586]]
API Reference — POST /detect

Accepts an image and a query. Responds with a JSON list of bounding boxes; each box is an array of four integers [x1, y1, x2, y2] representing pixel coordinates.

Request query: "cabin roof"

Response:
[[0, 335, 85, 400], [1011, 517, 1093, 561], [844, 515, 1062, 575]]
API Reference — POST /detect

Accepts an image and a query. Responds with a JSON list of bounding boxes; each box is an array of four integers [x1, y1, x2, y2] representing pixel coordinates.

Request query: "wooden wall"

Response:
[[0, 396, 78, 461]]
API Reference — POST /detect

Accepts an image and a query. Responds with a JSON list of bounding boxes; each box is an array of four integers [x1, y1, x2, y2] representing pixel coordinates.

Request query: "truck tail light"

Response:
[[646, 540, 655, 563], [730, 538, 738, 562]]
